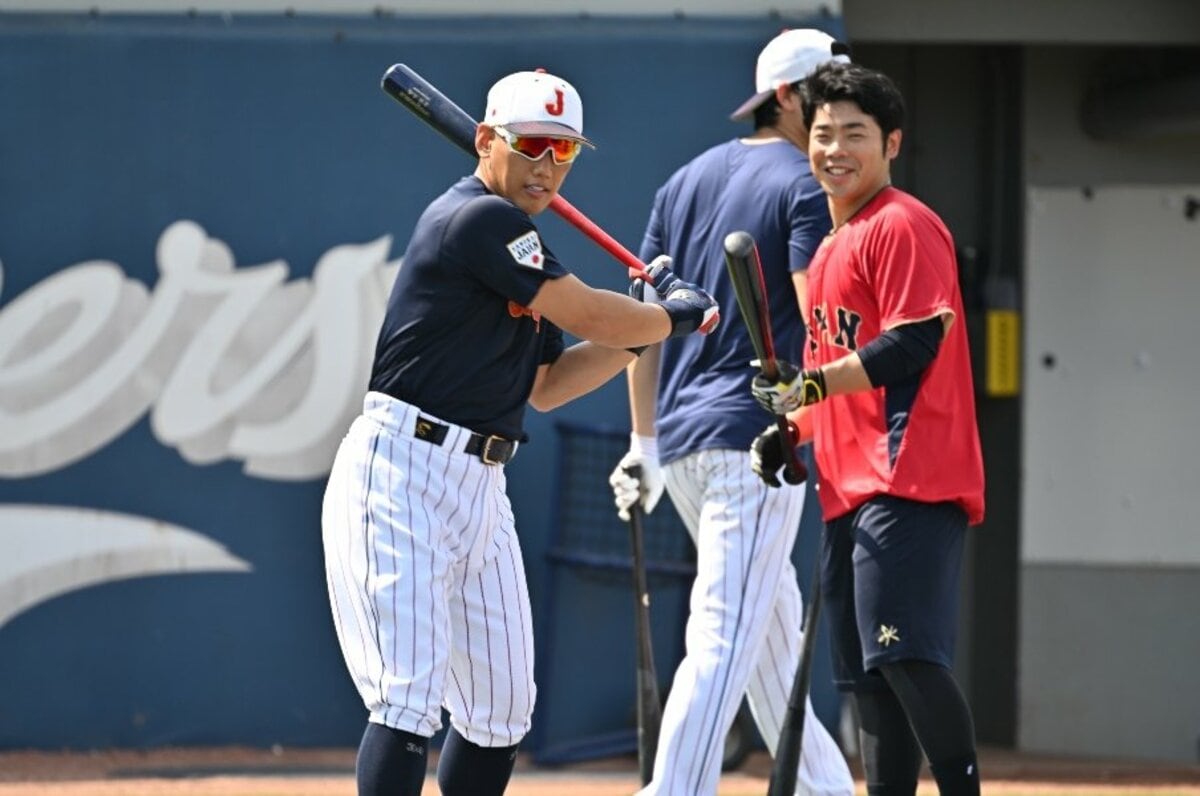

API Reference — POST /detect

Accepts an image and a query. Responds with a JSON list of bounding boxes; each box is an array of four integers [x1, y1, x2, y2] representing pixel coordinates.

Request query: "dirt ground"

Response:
[[0, 745, 1197, 795]]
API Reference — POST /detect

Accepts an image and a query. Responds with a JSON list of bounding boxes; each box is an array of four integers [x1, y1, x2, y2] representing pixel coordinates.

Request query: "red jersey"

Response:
[[805, 187, 985, 524]]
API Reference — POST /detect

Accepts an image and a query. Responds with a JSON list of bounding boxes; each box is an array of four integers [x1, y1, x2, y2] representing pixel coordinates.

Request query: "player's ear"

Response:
[[884, 128, 902, 160], [475, 124, 495, 158]]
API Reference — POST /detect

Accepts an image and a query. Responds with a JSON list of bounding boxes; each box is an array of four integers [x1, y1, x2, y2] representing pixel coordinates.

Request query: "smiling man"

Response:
[[321, 68, 719, 796], [750, 62, 986, 796]]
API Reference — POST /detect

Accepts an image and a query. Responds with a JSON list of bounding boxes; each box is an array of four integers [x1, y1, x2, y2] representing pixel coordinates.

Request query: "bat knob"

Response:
[[783, 459, 809, 484], [723, 230, 756, 259]]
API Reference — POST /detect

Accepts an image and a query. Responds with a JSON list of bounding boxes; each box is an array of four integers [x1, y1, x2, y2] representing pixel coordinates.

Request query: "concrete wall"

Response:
[[1020, 47, 1200, 762], [845, 0, 1200, 44]]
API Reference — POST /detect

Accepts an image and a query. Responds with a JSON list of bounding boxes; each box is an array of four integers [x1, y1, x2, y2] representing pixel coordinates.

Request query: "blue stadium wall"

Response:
[[0, 11, 845, 752]]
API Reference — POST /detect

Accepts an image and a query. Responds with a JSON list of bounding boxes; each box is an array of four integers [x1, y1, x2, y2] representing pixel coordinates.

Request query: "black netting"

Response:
[[547, 422, 695, 587], [530, 421, 695, 766]]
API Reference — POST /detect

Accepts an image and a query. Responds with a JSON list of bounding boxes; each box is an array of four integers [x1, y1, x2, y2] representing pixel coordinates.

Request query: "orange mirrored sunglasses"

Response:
[[494, 126, 583, 165]]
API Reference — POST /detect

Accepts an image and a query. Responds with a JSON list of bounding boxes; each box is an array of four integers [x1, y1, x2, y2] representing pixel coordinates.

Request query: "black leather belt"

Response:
[[463, 432, 517, 465], [413, 415, 517, 466]]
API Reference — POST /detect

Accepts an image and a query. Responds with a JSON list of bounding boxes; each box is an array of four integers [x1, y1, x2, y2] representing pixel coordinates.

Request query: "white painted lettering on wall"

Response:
[[0, 220, 400, 628], [0, 504, 253, 629], [0, 220, 400, 480]]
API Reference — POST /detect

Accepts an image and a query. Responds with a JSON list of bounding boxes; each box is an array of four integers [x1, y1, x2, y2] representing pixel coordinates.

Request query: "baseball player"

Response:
[[609, 30, 855, 796], [751, 62, 986, 796], [321, 68, 719, 796]]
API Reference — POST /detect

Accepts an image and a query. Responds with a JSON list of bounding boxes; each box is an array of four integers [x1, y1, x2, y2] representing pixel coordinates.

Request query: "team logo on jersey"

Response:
[[877, 624, 901, 647], [507, 230, 544, 270], [808, 303, 863, 354]]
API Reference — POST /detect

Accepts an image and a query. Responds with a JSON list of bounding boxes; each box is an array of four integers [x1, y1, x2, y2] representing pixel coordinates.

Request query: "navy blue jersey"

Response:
[[639, 139, 830, 464], [370, 176, 567, 441]]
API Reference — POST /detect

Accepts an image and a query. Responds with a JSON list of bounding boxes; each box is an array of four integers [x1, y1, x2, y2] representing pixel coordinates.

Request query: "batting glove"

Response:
[[628, 254, 675, 303], [750, 422, 808, 488], [750, 361, 828, 414], [608, 433, 665, 521], [662, 285, 720, 337], [641, 255, 680, 296], [630, 256, 720, 337]]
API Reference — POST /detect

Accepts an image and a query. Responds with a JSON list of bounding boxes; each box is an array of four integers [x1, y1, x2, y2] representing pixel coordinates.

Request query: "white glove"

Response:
[[628, 255, 669, 304], [645, 254, 673, 285], [608, 433, 665, 522]]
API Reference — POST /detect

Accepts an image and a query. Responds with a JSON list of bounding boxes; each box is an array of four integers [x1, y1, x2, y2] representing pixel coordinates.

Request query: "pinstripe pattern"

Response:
[[322, 392, 534, 746], [638, 448, 853, 796]]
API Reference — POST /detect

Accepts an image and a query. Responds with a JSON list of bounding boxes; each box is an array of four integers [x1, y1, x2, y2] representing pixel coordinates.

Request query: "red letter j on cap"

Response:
[[545, 88, 564, 116]]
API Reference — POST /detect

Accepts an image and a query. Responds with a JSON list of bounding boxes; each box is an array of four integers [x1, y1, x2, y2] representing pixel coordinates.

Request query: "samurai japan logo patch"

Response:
[[507, 231, 544, 270]]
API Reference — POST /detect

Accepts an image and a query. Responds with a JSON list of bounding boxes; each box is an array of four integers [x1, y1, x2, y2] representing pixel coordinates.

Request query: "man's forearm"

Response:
[[531, 343, 637, 412], [819, 352, 874, 397], [628, 342, 661, 436]]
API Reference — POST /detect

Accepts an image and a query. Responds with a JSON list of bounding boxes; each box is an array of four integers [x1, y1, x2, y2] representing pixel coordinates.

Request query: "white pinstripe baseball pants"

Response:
[[641, 448, 854, 796], [322, 392, 535, 747]]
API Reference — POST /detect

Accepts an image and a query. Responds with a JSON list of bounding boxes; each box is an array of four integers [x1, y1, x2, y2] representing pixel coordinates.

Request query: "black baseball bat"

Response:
[[624, 464, 662, 786], [721, 230, 806, 485], [380, 63, 650, 276], [767, 554, 824, 796]]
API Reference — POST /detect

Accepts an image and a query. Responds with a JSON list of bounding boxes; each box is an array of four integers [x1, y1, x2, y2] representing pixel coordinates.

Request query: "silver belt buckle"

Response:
[[480, 434, 507, 465]]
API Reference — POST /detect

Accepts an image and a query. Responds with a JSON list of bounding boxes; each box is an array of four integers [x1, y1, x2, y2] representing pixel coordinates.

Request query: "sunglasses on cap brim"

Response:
[[493, 126, 583, 165]]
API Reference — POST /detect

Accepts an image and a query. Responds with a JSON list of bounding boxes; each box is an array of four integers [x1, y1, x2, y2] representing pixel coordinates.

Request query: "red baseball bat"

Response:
[[381, 63, 648, 280]]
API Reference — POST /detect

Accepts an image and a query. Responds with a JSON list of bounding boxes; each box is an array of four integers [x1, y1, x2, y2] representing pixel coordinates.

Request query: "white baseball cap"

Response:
[[729, 29, 851, 121], [484, 69, 594, 147]]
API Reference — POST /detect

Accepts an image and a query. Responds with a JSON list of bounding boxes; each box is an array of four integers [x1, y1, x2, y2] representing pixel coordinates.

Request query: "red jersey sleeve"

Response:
[[861, 204, 959, 330]]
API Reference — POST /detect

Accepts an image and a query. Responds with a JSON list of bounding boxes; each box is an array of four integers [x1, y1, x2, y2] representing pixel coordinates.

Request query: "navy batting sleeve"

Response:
[[857, 317, 944, 387]]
